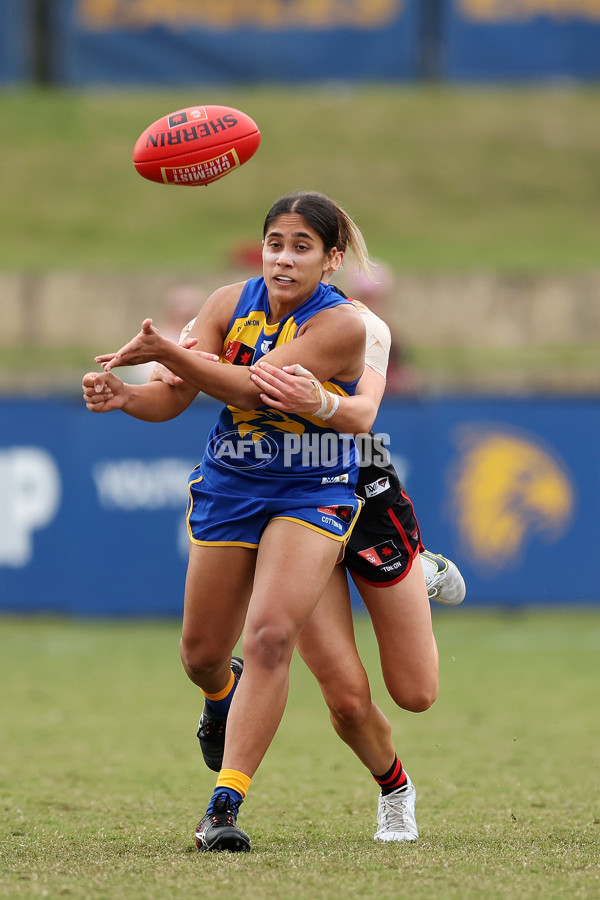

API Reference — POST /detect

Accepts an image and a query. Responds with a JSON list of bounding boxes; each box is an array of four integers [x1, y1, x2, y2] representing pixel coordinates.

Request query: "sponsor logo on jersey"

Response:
[[224, 339, 256, 366], [364, 476, 390, 498], [260, 340, 272, 354], [320, 474, 349, 485], [357, 540, 401, 567]]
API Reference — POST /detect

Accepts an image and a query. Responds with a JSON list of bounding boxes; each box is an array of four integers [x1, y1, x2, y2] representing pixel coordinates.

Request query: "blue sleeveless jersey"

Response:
[[200, 277, 361, 499]]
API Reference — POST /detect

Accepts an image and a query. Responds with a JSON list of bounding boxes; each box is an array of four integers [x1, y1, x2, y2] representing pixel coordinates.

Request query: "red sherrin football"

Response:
[[133, 105, 260, 186]]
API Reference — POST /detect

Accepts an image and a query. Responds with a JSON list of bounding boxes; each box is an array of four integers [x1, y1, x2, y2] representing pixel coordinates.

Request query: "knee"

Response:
[[322, 679, 372, 728], [389, 681, 438, 713], [404, 690, 438, 713], [243, 621, 295, 671], [330, 692, 371, 728], [383, 665, 438, 712], [179, 635, 227, 682]]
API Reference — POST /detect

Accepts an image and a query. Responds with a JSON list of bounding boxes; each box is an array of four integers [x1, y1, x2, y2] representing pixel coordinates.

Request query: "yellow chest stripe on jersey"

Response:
[[220, 313, 299, 363]]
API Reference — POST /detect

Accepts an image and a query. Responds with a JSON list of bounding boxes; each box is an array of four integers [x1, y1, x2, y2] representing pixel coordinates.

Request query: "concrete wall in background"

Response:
[[2, 269, 599, 349]]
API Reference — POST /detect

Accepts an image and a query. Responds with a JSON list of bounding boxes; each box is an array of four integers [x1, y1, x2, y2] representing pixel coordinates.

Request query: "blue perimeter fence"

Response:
[[2, 0, 600, 86], [0, 395, 596, 616]]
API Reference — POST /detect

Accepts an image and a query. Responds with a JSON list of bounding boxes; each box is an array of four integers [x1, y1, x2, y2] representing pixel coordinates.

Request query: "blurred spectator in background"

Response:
[[229, 239, 264, 272], [345, 261, 421, 395], [125, 283, 206, 383], [158, 283, 206, 342]]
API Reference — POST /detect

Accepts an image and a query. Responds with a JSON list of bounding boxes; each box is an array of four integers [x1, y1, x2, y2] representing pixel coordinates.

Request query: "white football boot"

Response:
[[374, 772, 418, 842], [420, 551, 466, 606]]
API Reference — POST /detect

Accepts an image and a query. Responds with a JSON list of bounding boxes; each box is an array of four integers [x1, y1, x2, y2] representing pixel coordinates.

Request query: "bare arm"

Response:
[[94, 286, 365, 411], [82, 370, 200, 421], [249, 361, 386, 434]]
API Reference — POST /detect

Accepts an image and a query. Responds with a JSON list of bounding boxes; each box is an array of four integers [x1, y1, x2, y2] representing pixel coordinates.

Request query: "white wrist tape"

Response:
[[178, 317, 197, 343], [318, 391, 340, 420], [288, 364, 339, 421]]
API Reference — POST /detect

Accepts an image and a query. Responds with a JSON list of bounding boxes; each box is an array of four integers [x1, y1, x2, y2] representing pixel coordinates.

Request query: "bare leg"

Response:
[[354, 558, 439, 713], [179, 543, 256, 692], [297, 565, 396, 775], [221, 519, 342, 778]]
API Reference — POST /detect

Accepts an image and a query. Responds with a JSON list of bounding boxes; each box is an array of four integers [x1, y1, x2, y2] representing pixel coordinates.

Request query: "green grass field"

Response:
[[3, 86, 600, 272], [1, 610, 599, 899]]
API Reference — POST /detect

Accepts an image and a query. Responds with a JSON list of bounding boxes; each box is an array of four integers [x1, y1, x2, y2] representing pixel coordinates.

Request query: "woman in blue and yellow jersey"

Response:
[[83, 191, 369, 852], [155, 285, 466, 847]]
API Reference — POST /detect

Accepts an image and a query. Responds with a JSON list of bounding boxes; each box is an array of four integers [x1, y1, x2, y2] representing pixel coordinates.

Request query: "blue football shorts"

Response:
[[187, 468, 363, 549]]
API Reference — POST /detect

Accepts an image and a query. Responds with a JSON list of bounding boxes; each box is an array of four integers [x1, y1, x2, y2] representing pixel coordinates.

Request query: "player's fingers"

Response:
[[83, 372, 108, 393], [82, 372, 98, 388], [250, 371, 285, 399], [84, 391, 111, 408], [281, 363, 316, 379], [250, 363, 291, 389], [84, 387, 113, 403], [85, 401, 111, 413], [258, 393, 287, 410], [254, 361, 297, 384]]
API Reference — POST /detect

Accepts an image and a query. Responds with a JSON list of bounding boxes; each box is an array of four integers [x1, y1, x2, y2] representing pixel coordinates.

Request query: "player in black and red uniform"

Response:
[[250, 292, 465, 843]]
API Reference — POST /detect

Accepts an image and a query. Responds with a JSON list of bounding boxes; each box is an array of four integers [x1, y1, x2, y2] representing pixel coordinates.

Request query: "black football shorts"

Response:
[[344, 440, 424, 586]]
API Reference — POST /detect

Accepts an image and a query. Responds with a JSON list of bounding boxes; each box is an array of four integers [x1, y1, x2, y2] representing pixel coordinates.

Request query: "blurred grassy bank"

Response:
[[2, 86, 599, 392], [4, 85, 600, 272]]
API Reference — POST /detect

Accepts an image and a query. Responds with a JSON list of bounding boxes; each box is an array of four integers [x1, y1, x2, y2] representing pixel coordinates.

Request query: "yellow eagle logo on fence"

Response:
[[451, 427, 573, 570]]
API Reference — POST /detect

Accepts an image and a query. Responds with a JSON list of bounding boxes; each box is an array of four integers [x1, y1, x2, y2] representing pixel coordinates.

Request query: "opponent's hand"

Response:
[[148, 339, 219, 386], [249, 361, 323, 414], [82, 371, 128, 412], [95, 318, 168, 371]]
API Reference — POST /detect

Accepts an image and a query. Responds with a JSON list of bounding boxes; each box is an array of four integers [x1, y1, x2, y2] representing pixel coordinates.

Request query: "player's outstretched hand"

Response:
[[82, 371, 128, 413], [249, 361, 322, 415], [149, 340, 219, 387], [95, 318, 168, 371]]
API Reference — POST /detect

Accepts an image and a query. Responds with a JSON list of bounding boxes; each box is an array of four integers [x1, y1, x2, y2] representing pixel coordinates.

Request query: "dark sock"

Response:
[[206, 787, 243, 815], [372, 755, 408, 795], [203, 667, 239, 717]]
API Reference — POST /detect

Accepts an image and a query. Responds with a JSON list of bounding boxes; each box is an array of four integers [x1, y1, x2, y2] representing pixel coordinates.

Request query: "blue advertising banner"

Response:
[[51, 0, 418, 85], [3, 0, 600, 87], [445, 0, 600, 81], [49, 0, 416, 85], [0, 0, 31, 83], [0, 396, 596, 616]]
